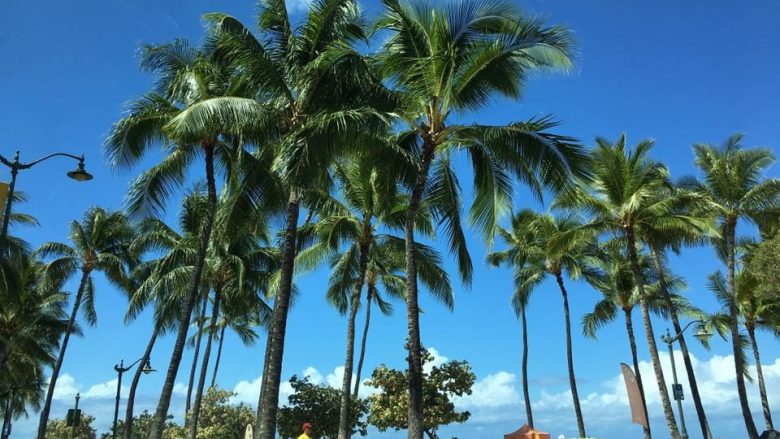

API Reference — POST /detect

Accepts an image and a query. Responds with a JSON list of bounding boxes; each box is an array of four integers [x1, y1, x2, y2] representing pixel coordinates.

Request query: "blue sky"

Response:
[[2, 0, 779, 438]]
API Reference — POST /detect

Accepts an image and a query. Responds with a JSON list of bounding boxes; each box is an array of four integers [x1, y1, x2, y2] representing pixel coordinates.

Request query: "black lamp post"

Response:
[[661, 320, 712, 439], [0, 150, 93, 253], [112, 358, 155, 438]]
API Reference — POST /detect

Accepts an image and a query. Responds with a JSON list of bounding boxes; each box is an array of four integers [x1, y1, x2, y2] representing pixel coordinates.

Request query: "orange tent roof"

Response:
[[504, 424, 552, 439]]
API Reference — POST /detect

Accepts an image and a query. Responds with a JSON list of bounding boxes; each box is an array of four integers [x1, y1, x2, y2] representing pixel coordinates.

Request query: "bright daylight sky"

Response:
[[1, 0, 779, 438]]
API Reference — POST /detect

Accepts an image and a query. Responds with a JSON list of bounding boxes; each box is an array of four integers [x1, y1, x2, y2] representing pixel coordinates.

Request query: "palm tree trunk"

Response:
[[352, 287, 373, 399], [624, 308, 651, 439], [185, 294, 208, 419], [124, 326, 160, 439], [338, 242, 370, 439], [625, 229, 680, 439], [520, 304, 533, 428], [726, 220, 759, 439], [2, 389, 14, 439], [150, 143, 218, 439], [747, 324, 773, 431], [211, 324, 227, 388], [257, 190, 300, 439], [554, 273, 586, 438], [189, 287, 222, 439], [36, 268, 90, 439], [650, 248, 711, 439], [404, 140, 436, 439], [255, 330, 273, 435]]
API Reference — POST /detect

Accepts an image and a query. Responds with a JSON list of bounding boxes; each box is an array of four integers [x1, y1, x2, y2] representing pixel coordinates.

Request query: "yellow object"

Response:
[[297, 434, 312, 439]]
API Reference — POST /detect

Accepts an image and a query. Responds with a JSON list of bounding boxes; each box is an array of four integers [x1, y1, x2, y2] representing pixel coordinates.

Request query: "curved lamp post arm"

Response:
[[115, 357, 145, 374], [0, 151, 85, 170]]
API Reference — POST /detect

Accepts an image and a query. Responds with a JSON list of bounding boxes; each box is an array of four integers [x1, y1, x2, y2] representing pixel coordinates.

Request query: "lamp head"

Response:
[[67, 158, 93, 182], [141, 359, 156, 375], [694, 327, 712, 343]]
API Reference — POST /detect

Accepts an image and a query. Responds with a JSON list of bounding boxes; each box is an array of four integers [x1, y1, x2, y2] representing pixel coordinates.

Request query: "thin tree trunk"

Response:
[[189, 287, 222, 439], [255, 331, 273, 436], [186, 294, 208, 419], [338, 241, 370, 439], [404, 140, 436, 439], [2, 389, 14, 439], [37, 268, 90, 439], [650, 248, 711, 439], [520, 304, 533, 428], [747, 325, 773, 431], [150, 143, 218, 439], [625, 229, 680, 439], [124, 326, 160, 439], [624, 309, 651, 439], [726, 221, 758, 439], [352, 287, 373, 399], [554, 274, 586, 438], [211, 324, 227, 388], [257, 190, 300, 439]]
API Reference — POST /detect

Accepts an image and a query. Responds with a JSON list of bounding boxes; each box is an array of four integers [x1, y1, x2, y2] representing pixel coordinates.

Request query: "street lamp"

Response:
[[112, 358, 155, 438], [0, 150, 93, 253], [661, 320, 712, 439]]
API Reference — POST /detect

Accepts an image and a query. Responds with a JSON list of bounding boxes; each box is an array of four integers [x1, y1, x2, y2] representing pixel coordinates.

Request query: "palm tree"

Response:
[[685, 134, 780, 439], [555, 135, 712, 439], [487, 209, 595, 437], [297, 157, 450, 439], [708, 270, 778, 432], [487, 222, 537, 428], [206, 2, 394, 436], [104, 39, 266, 438], [34, 207, 135, 439], [582, 247, 697, 439], [373, 2, 586, 434]]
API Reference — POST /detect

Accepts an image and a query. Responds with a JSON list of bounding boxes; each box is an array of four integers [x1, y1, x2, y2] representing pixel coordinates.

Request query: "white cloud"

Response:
[[83, 378, 124, 399], [455, 371, 520, 409], [51, 373, 79, 401]]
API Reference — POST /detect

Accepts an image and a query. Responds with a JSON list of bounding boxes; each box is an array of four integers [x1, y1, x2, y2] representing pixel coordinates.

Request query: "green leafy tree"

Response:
[[105, 411, 184, 439], [44, 413, 97, 439], [35, 208, 135, 439], [487, 209, 596, 437], [747, 233, 780, 304], [708, 270, 779, 431], [205, 1, 394, 435], [367, 351, 474, 439], [373, 2, 585, 435], [685, 133, 780, 439], [555, 136, 711, 439], [105, 35, 266, 438], [195, 388, 254, 439], [278, 375, 369, 439]]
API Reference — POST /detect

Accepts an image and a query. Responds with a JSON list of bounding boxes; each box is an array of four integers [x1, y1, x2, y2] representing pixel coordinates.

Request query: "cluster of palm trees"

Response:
[[488, 134, 780, 439], [0, 1, 777, 439]]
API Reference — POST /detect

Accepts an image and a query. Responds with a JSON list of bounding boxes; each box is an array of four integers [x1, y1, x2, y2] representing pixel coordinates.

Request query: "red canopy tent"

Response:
[[504, 424, 552, 439]]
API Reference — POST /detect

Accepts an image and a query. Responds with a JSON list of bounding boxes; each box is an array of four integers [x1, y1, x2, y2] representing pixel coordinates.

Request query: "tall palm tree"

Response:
[[297, 157, 449, 439], [206, 2, 394, 436], [555, 135, 712, 439], [34, 207, 135, 439], [644, 222, 713, 439], [487, 222, 538, 429], [708, 270, 779, 432], [373, 2, 585, 434], [582, 247, 697, 439], [487, 209, 596, 437], [104, 39, 267, 438], [685, 134, 780, 439]]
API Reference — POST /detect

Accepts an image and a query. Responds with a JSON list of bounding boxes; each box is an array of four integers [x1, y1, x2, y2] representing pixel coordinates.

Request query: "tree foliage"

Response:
[[746, 233, 780, 304], [44, 413, 97, 439], [278, 375, 369, 439], [366, 351, 474, 439]]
